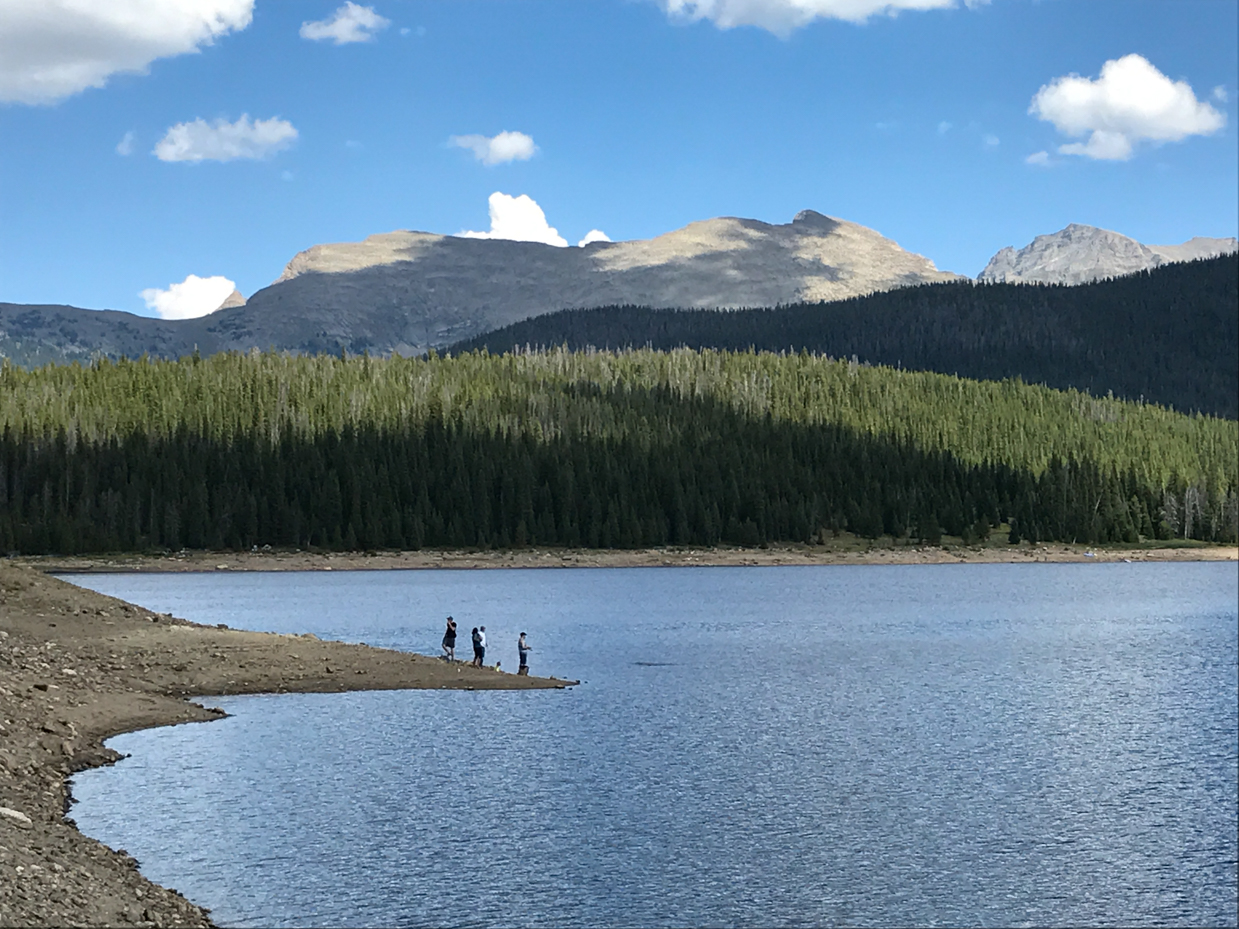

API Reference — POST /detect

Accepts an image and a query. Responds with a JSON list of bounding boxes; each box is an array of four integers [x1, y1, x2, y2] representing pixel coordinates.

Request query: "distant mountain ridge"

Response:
[[235, 209, 959, 355], [979, 224, 1237, 285], [1, 214, 1235, 378], [1, 210, 959, 363]]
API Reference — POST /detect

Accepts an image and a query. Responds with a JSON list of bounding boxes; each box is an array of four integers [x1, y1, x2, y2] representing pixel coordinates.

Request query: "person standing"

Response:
[[517, 632, 532, 675], [478, 625, 487, 667], [471, 627, 483, 667], [441, 616, 457, 661]]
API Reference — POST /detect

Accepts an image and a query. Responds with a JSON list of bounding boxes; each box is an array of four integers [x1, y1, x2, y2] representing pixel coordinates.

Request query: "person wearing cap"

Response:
[[441, 616, 457, 660], [517, 632, 532, 675]]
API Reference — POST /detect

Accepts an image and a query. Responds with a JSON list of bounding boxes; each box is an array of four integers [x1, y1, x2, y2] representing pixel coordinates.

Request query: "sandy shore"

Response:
[[0, 562, 575, 928], [22, 539, 1239, 574]]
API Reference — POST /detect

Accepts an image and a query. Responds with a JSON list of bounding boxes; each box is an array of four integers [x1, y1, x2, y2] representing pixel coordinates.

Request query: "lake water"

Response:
[[66, 564, 1238, 928]]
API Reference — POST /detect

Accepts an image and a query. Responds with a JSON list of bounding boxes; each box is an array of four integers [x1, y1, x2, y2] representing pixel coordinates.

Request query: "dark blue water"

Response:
[[66, 564, 1238, 928]]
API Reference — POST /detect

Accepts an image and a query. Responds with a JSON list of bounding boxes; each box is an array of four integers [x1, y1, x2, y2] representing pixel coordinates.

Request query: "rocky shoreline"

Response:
[[21, 540, 1239, 574], [0, 562, 575, 928]]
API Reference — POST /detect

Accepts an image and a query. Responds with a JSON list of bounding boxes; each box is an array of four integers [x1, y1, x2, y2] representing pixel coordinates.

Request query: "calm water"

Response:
[[66, 564, 1238, 928]]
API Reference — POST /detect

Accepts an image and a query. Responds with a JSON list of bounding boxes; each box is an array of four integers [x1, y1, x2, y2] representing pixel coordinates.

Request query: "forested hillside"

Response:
[[451, 255, 1239, 419], [2, 350, 1234, 555]]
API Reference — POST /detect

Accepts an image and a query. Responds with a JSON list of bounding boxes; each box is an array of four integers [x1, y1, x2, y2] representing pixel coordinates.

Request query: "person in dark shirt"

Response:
[[471, 626, 484, 667], [441, 616, 457, 661]]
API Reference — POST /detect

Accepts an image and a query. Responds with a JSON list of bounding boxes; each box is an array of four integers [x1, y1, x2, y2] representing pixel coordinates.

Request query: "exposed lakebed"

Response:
[[66, 564, 1238, 928]]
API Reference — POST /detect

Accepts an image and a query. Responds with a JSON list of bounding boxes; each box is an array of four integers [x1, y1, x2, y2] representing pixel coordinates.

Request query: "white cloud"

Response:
[[937, 121, 952, 135], [1025, 150, 1051, 167], [449, 131, 537, 166], [459, 192, 569, 247], [658, 0, 968, 35], [578, 230, 611, 247], [0, 0, 253, 105], [141, 274, 236, 320], [153, 114, 298, 162], [1029, 54, 1226, 161], [116, 131, 136, 155], [300, 2, 389, 44], [983, 133, 999, 147], [1214, 85, 1229, 103]]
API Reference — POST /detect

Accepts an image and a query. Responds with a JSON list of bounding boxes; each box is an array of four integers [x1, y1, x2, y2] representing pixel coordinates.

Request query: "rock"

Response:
[[214, 289, 246, 311], [0, 806, 32, 826]]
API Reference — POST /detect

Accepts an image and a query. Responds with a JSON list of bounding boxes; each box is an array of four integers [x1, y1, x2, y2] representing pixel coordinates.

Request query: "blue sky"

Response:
[[1, 0, 1235, 318]]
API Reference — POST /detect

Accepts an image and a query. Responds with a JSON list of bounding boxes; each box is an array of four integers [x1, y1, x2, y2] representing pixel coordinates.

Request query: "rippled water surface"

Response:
[[66, 564, 1238, 928]]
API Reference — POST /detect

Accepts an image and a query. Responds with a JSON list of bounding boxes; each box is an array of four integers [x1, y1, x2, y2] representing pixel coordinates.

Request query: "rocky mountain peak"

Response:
[[978, 224, 1237, 285]]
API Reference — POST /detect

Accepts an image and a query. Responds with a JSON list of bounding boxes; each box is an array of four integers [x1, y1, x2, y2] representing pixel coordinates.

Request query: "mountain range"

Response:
[[1, 213, 1234, 369]]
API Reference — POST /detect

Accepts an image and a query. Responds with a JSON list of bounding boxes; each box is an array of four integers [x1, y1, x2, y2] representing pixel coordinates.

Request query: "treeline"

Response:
[[1, 349, 1235, 555], [450, 255, 1239, 420]]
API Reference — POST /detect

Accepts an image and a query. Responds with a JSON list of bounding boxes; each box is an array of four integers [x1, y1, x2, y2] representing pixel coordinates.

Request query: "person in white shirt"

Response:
[[517, 632, 532, 675]]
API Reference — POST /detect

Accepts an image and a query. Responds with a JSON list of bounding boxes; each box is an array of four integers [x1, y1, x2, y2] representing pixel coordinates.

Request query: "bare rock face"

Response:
[[979, 224, 1238, 285], [214, 289, 247, 311], [225, 210, 961, 355]]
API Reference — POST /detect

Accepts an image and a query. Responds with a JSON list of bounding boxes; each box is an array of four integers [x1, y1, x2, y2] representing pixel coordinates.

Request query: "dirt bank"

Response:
[[0, 562, 575, 928], [22, 539, 1239, 574]]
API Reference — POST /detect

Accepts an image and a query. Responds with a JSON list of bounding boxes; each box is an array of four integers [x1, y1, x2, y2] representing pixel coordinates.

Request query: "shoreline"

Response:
[[20, 540, 1239, 574], [2, 545, 1234, 926], [0, 562, 576, 928]]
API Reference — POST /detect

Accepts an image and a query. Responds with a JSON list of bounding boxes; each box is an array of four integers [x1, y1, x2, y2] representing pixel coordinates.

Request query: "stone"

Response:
[[0, 806, 32, 826]]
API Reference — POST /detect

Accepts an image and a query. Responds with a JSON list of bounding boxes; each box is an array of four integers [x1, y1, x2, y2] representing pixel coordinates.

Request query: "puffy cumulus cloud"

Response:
[[300, 3, 389, 44], [1025, 150, 1051, 167], [140, 274, 236, 320], [1214, 86, 1229, 104], [459, 192, 569, 247], [0, 0, 253, 105], [578, 229, 611, 247], [449, 131, 537, 166], [154, 114, 298, 162], [1029, 54, 1225, 161], [658, 0, 969, 35]]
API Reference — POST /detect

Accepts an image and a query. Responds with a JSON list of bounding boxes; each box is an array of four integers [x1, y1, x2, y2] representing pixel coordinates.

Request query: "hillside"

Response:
[[1, 349, 1234, 555], [450, 255, 1239, 419]]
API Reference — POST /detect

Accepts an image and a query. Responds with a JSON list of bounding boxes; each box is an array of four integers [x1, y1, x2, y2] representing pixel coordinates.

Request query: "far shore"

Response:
[[0, 562, 575, 928], [20, 539, 1239, 575]]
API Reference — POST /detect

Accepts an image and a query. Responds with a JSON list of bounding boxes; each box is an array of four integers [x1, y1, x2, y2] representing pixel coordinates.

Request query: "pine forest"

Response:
[[1, 347, 1235, 555]]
